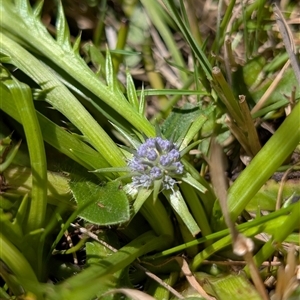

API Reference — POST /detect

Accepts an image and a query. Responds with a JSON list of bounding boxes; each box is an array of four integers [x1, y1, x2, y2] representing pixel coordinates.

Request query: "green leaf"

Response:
[[196, 273, 262, 300], [0, 77, 110, 171], [180, 104, 215, 151], [227, 101, 300, 222], [0, 34, 126, 168], [48, 231, 169, 300], [163, 187, 200, 236], [181, 172, 207, 194], [85, 232, 131, 300], [32, 0, 43, 18], [0, 3, 155, 137], [126, 70, 139, 111], [105, 50, 117, 91], [161, 0, 212, 81], [8, 76, 47, 233], [0, 139, 22, 173], [70, 180, 130, 226], [252, 68, 300, 107], [246, 178, 300, 211], [132, 188, 153, 215], [72, 33, 82, 56], [161, 103, 203, 142], [136, 89, 210, 96], [55, 1, 72, 51], [0, 232, 39, 288]]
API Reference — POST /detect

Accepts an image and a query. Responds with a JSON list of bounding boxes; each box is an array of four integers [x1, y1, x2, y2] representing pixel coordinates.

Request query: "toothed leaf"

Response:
[[139, 85, 146, 115], [105, 50, 117, 90], [55, 1, 72, 51], [126, 70, 139, 111], [71, 180, 130, 226], [73, 32, 82, 56], [32, 0, 44, 18]]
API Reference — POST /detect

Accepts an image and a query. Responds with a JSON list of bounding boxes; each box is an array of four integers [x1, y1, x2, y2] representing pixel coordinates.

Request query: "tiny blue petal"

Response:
[[128, 157, 145, 171], [169, 148, 180, 160], [160, 154, 172, 166], [150, 166, 163, 179], [128, 137, 184, 192], [173, 162, 184, 174], [163, 176, 176, 190], [146, 149, 158, 161]]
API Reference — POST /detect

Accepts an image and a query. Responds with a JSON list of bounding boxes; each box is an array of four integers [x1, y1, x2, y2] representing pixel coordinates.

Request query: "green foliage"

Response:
[[70, 180, 130, 225]]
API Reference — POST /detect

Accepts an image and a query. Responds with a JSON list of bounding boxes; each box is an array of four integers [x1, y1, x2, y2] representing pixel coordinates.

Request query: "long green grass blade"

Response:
[[8, 78, 47, 232], [0, 33, 125, 168], [227, 102, 300, 222]]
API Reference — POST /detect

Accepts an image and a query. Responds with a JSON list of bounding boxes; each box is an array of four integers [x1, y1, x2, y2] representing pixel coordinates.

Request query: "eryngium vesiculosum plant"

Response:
[[128, 137, 184, 191], [0, 0, 300, 299]]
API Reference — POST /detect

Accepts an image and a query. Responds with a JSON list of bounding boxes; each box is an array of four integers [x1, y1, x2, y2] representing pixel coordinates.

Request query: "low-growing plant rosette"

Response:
[[93, 134, 209, 236]]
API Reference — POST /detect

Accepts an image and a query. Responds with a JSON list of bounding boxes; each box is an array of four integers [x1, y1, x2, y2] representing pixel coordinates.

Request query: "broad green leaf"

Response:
[[246, 178, 300, 211], [161, 103, 203, 142], [70, 180, 130, 226], [251, 68, 300, 106], [196, 273, 262, 300]]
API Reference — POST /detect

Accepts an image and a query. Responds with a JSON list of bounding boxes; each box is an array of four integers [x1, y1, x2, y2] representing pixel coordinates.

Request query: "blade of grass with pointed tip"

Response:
[[161, 0, 212, 82], [227, 101, 300, 223], [0, 1, 155, 137], [0, 81, 110, 171], [163, 188, 200, 236], [8, 78, 47, 233], [140, 0, 188, 83], [0, 33, 125, 168]]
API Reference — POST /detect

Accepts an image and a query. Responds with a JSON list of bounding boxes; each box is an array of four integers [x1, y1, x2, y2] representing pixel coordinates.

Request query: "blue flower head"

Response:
[[128, 137, 184, 191]]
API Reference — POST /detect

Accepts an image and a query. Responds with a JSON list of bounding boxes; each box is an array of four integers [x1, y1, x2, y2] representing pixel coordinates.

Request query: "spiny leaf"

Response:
[[139, 85, 146, 115], [105, 49, 117, 91], [32, 0, 44, 18], [73, 32, 82, 56], [126, 70, 139, 111], [16, 0, 32, 19], [56, 0, 72, 51]]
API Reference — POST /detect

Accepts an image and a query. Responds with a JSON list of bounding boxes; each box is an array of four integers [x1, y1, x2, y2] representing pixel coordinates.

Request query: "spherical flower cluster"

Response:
[[128, 137, 184, 191]]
